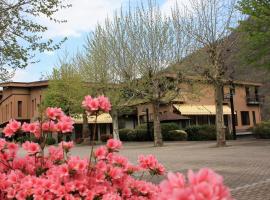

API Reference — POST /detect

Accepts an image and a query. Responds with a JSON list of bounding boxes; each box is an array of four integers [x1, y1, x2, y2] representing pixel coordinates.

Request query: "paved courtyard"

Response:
[[70, 138, 270, 200]]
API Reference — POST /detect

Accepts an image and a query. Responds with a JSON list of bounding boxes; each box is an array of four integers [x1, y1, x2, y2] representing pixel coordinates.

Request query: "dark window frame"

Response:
[[252, 111, 256, 125], [18, 101, 23, 118], [241, 111, 250, 126]]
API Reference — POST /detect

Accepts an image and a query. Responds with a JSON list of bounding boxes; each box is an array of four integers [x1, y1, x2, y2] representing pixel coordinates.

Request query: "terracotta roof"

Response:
[[150, 112, 190, 122], [0, 80, 49, 88]]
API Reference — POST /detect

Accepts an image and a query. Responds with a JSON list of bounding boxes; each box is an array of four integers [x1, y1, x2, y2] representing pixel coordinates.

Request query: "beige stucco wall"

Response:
[[136, 83, 262, 131], [233, 85, 261, 131], [0, 86, 46, 124]]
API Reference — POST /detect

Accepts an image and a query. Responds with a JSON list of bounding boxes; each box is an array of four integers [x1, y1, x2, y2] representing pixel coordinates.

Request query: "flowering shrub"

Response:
[[0, 95, 233, 199]]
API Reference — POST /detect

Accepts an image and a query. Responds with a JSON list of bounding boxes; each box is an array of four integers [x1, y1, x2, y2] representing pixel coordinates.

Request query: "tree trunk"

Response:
[[215, 83, 226, 147], [152, 102, 163, 147], [82, 111, 90, 140], [111, 109, 120, 140]]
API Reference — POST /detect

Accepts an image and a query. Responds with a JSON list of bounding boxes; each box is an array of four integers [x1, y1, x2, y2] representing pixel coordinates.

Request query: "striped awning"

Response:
[[72, 113, 112, 124], [173, 104, 232, 115]]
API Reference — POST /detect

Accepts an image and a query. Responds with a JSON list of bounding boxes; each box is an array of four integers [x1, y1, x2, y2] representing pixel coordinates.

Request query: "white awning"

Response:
[[72, 113, 112, 124], [173, 104, 232, 115]]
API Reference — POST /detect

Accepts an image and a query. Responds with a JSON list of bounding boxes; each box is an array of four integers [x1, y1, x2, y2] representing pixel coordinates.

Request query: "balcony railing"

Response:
[[246, 95, 264, 105]]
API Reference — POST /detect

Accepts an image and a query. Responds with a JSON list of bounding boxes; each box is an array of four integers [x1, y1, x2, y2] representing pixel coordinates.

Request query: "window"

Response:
[[209, 116, 216, 125], [245, 87, 250, 97], [252, 111, 256, 125], [255, 87, 259, 102], [241, 111, 250, 126], [32, 100, 34, 117], [6, 104, 8, 119], [190, 116, 197, 125], [10, 102, 12, 117], [224, 115, 229, 127], [197, 115, 208, 125], [18, 101, 22, 117]]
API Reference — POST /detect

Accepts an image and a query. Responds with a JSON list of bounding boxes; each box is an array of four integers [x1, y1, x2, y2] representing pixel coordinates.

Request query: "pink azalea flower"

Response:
[[3, 125, 14, 137], [0, 104, 233, 200], [0, 139, 6, 150], [8, 120, 21, 132], [46, 107, 64, 120], [7, 142, 18, 153], [102, 192, 121, 200], [21, 122, 30, 132], [106, 139, 122, 151], [98, 95, 111, 112], [22, 141, 40, 155], [138, 154, 165, 175], [95, 146, 108, 160], [60, 141, 74, 151], [42, 121, 56, 132], [82, 95, 100, 112], [159, 168, 233, 200]]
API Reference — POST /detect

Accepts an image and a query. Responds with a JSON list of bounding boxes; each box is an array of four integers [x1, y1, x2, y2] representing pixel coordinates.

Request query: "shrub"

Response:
[[126, 130, 137, 141], [119, 128, 133, 141], [16, 135, 31, 143], [135, 128, 152, 141], [185, 125, 232, 141], [160, 123, 180, 140], [100, 134, 113, 142], [0, 96, 232, 199], [46, 136, 56, 145], [75, 137, 83, 144], [167, 130, 187, 141], [253, 121, 270, 139]]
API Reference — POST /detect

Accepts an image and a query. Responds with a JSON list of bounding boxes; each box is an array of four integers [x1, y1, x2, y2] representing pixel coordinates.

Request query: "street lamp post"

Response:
[[145, 108, 151, 139], [229, 83, 237, 140]]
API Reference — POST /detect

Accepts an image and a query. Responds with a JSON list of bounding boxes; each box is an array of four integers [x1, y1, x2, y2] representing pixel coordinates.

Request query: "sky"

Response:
[[12, 0, 189, 82]]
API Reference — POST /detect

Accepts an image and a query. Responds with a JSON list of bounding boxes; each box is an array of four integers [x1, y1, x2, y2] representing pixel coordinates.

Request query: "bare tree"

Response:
[[172, 0, 238, 147], [96, 0, 188, 146], [77, 25, 128, 141]]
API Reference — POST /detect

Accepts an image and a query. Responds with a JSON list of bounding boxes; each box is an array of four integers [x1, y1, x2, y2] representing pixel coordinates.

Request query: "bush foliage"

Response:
[[119, 123, 188, 141], [185, 125, 232, 141], [253, 121, 270, 139]]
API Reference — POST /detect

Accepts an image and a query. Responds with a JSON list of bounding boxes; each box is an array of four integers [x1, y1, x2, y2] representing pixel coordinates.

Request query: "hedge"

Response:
[[119, 122, 186, 141], [167, 130, 187, 141], [160, 123, 181, 140], [253, 121, 270, 139], [185, 125, 232, 141]]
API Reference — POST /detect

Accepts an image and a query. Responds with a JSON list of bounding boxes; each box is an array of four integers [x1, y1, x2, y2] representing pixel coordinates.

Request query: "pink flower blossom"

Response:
[[106, 139, 122, 151], [138, 154, 165, 175], [7, 142, 18, 153], [3, 125, 14, 137], [159, 168, 233, 200], [21, 122, 30, 132], [22, 141, 40, 155], [0, 139, 6, 150], [82, 95, 99, 112], [82, 95, 112, 113], [95, 146, 108, 160], [60, 141, 74, 151], [56, 121, 73, 133], [0, 103, 232, 200], [8, 120, 21, 132], [42, 121, 56, 132], [46, 107, 64, 120], [98, 95, 111, 112]]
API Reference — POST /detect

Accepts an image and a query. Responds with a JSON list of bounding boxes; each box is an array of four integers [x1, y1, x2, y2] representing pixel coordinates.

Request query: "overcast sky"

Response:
[[13, 0, 189, 82]]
